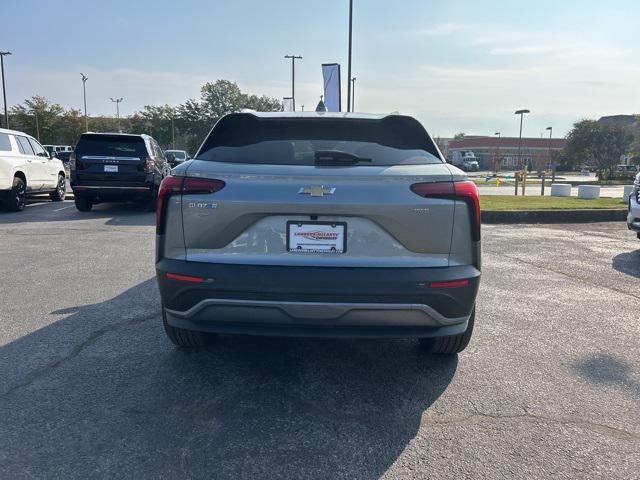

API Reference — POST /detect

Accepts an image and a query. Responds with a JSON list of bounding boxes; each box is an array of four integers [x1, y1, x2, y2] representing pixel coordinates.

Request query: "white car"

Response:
[[0, 128, 67, 211]]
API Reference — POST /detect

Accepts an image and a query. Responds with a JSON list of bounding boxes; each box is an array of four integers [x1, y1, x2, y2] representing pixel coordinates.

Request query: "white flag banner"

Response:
[[282, 97, 294, 112], [322, 63, 341, 112]]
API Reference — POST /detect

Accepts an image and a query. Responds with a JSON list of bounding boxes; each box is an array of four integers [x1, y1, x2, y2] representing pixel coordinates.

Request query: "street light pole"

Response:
[[34, 110, 40, 141], [346, 0, 353, 112], [80, 73, 88, 131], [0, 51, 12, 129], [494, 131, 501, 173], [351, 77, 356, 112], [110, 97, 123, 131], [514, 109, 530, 170], [546, 126, 554, 182], [171, 116, 175, 149], [284, 55, 302, 111]]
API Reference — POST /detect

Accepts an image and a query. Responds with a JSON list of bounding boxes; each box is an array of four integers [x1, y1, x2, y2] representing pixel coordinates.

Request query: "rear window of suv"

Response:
[[75, 135, 148, 158], [0, 133, 11, 151], [197, 114, 443, 166]]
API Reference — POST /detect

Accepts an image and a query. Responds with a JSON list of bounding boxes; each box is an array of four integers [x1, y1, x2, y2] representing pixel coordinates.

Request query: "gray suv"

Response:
[[155, 112, 481, 354]]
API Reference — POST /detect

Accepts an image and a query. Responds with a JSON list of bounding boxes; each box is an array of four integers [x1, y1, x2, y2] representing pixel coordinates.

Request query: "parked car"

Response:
[[0, 128, 67, 211], [70, 132, 169, 212], [164, 149, 190, 167], [44, 145, 74, 165], [155, 112, 481, 354], [627, 173, 640, 237]]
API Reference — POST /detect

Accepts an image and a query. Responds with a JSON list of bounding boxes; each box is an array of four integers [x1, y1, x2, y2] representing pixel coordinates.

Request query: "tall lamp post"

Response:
[[546, 126, 554, 181], [514, 109, 530, 170], [494, 131, 501, 173], [34, 110, 40, 141], [80, 73, 88, 131], [171, 116, 175, 149], [110, 97, 123, 131], [346, 0, 353, 112], [284, 55, 302, 111], [351, 77, 356, 112], [0, 51, 12, 129]]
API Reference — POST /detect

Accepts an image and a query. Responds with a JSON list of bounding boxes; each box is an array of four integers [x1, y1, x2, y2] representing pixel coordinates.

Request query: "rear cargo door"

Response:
[[75, 134, 148, 184], [178, 114, 459, 268], [181, 161, 455, 267]]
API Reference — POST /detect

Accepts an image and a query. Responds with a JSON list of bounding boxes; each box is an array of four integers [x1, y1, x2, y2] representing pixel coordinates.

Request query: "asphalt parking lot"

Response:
[[1, 199, 639, 479]]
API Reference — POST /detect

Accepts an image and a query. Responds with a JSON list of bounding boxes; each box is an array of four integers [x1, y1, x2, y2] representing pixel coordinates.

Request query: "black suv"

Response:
[[70, 133, 169, 212]]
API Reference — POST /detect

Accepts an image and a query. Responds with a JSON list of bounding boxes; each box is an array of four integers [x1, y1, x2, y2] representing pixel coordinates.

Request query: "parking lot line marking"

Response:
[[53, 205, 73, 212]]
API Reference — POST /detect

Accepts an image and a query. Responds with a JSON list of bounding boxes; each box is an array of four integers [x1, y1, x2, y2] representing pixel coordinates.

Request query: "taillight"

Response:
[[182, 177, 226, 194], [165, 272, 205, 283], [144, 157, 154, 173], [156, 176, 226, 232], [410, 180, 480, 241], [69, 153, 76, 170], [157, 176, 183, 228], [410, 182, 455, 197]]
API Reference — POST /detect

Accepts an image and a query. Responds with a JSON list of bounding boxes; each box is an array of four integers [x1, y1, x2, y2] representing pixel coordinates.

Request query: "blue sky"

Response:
[[1, 0, 638, 137]]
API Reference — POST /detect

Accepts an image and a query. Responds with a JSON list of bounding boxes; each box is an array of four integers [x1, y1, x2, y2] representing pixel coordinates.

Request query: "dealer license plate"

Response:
[[287, 221, 347, 253]]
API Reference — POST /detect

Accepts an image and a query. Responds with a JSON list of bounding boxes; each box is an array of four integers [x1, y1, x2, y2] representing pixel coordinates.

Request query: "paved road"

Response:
[[1, 200, 639, 479]]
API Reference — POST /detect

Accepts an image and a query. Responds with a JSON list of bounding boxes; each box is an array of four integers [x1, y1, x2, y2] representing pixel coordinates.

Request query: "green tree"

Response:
[[629, 115, 640, 163], [564, 120, 634, 179], [7, 80, 281, 154], [175, 79, 280, 153], [9, 95, 65, 144], [129, 104, 177, 148]]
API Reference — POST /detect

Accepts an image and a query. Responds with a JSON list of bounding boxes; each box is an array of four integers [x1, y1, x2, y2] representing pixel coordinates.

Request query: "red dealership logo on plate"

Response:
[[294, 231, 339, 241]]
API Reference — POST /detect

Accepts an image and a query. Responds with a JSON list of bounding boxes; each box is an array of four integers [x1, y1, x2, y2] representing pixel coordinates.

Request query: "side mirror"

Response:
[[50, 151, 57, 159]]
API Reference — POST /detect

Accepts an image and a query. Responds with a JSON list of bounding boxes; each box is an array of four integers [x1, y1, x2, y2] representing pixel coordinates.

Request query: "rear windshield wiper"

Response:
[[314, 150, 372, 166]]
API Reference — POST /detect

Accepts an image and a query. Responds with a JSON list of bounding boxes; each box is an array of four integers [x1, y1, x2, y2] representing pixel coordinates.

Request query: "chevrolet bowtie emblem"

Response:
[[298, 186, 336, 197]]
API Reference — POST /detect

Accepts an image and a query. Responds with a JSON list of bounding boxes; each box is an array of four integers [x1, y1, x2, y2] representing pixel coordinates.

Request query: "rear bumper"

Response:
[[71, 182, 153, 200], [156, 258, 480, 338]]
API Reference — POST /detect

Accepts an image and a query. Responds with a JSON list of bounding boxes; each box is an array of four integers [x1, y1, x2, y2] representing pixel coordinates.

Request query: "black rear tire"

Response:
[[145, 188, 158, 212], [419, 307, 475, 354], [4, 176, 26, 212], [162, 309, 217, 348], [74, 196, 93, 212], [50, 174, 66, 202]]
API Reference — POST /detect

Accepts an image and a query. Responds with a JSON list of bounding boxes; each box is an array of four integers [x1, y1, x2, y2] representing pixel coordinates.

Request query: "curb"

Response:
[[482, 209, 627, 224]]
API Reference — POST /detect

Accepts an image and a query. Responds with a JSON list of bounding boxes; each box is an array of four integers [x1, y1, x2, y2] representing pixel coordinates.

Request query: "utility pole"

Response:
[[110, 97, 123, 131], [80, 73, 88, 131], [514, 109, 530, 169], [284, 55, 302, 111], [0, 51, 12, 129], [351, 77, 356, 112]]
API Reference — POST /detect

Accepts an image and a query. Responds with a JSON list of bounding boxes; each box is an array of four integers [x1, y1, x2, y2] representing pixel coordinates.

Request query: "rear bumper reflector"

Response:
[[72, 186, 150, 190], [165, 272, 206, 283], [428, 279, 469, 288]]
